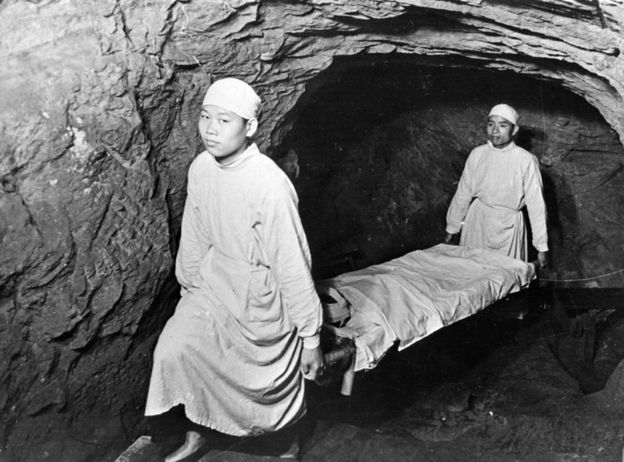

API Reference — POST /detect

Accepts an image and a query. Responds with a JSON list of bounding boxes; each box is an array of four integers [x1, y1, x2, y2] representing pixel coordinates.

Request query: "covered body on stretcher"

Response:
[[316, 243, 536, 395]]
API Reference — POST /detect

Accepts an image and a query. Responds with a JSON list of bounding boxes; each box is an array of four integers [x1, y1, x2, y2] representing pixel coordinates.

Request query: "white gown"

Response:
[[446, 141, 548, 261], [145, 144, 322, 436]]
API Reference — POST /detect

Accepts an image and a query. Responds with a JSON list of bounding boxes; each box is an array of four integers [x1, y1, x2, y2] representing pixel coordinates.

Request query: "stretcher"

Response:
[[316, 244, 536, 395]]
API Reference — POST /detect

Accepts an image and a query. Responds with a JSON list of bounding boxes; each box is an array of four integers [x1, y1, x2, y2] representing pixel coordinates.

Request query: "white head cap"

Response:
[[488, 103, 519, 126], [202, 77, 261, 120]]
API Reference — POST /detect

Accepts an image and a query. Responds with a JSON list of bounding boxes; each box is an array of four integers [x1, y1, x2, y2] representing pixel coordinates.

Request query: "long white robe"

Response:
[[145, 144, 322, 436], [446, 141, 548, 261]]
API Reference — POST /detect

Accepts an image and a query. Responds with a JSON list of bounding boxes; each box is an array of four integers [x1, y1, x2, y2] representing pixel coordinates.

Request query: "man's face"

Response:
[[487, 115, 517, 148], [198, 105, 251, 162]]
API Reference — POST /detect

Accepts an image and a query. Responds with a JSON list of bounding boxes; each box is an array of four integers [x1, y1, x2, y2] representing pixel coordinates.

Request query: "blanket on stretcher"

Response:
[[318, 244, 536, 372]]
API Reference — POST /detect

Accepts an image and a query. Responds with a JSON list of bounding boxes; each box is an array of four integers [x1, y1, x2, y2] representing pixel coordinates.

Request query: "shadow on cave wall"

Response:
[[275, 55, 623, 283]]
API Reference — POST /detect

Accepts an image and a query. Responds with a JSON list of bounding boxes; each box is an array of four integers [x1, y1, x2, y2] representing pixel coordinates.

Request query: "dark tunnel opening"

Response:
[[276, 55, 624, 283]]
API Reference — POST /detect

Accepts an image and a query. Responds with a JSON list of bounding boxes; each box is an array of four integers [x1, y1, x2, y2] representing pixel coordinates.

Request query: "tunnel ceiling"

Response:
[[1, 0, 624, 460]]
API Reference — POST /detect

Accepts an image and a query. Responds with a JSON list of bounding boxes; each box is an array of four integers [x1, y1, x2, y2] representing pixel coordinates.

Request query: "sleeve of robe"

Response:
[[446, 151, 476, 235], [524, 156, 549, 252], [175, 160, 212, 295], [259, 176, 322, 349]]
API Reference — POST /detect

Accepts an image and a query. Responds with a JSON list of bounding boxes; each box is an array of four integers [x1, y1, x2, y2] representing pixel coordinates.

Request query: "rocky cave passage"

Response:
[[280, 57, 624, 280], [2, 1, 624, 461]]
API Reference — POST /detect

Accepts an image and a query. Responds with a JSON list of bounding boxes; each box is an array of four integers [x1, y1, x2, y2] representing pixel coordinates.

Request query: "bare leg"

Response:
[[164, 430, 206, 462]]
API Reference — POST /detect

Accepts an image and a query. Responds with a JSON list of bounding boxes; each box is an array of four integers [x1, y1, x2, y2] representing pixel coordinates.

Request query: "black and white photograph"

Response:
[[1, 1, 624, 461]]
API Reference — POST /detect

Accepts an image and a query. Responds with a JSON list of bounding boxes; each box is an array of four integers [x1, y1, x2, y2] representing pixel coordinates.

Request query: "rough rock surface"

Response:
[[1, 0, 623, 460]]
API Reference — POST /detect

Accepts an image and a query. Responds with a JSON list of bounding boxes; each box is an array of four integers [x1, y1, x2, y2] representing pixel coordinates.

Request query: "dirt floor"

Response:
[[108, 286, 624, 462]]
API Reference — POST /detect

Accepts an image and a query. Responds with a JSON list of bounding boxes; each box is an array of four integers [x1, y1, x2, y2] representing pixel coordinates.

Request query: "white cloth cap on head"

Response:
[[202, 77, 261, 120], [488, 104, 519, 126]]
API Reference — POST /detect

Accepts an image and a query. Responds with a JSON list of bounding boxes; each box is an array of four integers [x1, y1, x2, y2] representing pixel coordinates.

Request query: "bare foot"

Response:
[[164, 430, 206, 462], [279, 438, 300, 459]]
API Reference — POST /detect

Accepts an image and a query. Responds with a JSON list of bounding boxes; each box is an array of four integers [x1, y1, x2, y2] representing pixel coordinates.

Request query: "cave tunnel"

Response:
[[133, 57, 624, 461], [3, 1, 624, 461], [278, 56, 624, 282]]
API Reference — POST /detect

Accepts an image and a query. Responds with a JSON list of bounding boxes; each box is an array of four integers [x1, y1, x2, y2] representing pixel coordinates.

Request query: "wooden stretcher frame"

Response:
[[315, 251, 540, 396], [318, 294, 529, 396]]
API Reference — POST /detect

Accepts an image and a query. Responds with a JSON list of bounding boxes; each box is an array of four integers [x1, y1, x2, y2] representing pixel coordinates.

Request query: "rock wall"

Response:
[[1, 0, 623, 459]]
